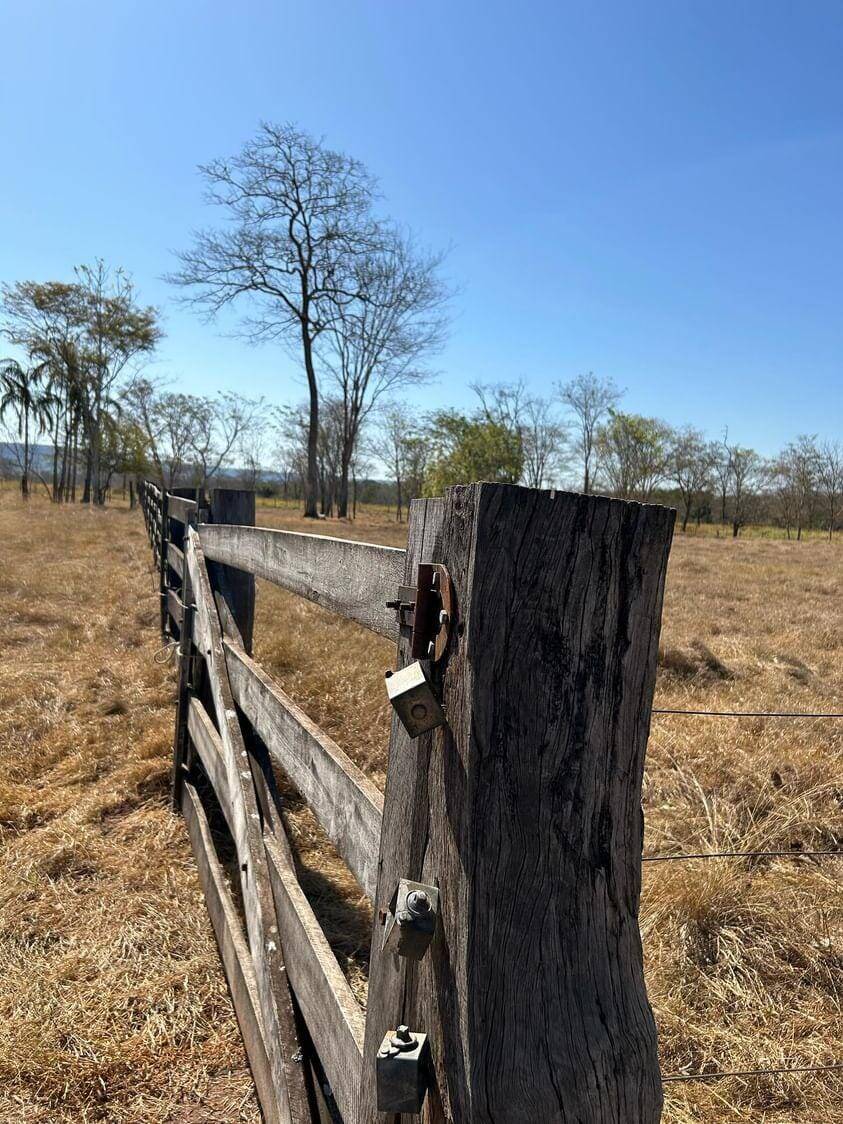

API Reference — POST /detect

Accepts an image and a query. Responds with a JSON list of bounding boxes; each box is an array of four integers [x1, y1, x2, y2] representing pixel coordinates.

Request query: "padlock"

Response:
[[384, 661, 446, 738], [376, 1025, 429, 1114], [382, 878, 439, 960]]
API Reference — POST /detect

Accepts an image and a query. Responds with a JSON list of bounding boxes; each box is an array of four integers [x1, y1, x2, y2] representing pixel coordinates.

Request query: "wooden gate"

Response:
[[139, 479, 675, 1122]]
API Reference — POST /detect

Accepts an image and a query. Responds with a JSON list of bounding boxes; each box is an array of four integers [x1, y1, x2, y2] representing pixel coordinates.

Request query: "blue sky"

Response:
[[1, 0, 841, 452]]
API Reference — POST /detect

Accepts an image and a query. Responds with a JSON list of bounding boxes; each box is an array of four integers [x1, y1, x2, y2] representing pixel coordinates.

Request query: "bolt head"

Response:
[[407, 890, 431, 915]]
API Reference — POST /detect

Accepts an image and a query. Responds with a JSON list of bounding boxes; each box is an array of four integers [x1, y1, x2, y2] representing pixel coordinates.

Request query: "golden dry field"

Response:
[[0, 491, 840, 1123]]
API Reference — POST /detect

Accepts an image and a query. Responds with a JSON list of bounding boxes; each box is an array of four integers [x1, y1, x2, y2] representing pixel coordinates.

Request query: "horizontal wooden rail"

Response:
[[167, 541, 184, 579], [181, 781, 279, 1122], [265, 835, 365, 1124], [198, 523, 405, 640], [167, 494, 199, 525], [186, 685, 365, 1123], [224, 640, 384, 901], [187, 697, 232, 825]]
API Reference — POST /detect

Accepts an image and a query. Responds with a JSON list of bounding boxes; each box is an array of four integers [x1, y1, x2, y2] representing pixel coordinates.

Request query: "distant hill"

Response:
[[0, 442, 56, 472]]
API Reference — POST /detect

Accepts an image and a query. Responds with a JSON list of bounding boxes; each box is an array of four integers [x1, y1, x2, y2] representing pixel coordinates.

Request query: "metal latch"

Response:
[[387, 563, 453, 663], [385, 662, 446, 738], [382, 878, 439, 960], [376, 1026, 430, 1114]]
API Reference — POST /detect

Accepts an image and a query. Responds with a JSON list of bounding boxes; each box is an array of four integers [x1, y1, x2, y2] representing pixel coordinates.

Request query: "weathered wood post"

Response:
[[362, 483, 674, 1123], [208, 488, 256, 654], [170, 490, 204, 814], [158, 490, 170, 639]]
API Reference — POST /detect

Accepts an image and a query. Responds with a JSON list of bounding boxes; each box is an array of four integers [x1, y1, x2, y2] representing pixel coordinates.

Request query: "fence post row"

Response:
[[140, 480, 675, 1122]]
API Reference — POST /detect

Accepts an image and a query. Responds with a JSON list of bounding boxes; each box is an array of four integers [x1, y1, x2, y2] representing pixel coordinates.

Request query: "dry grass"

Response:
[[0, 495, 260, 1122], [1, 489, 840, 1121]]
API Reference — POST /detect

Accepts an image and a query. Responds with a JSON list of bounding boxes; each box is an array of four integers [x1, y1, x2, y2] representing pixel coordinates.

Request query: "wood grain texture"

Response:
[[186, 529, 310, 1124], [166, 494, 199, 525], [190, 657, 364, 1124], [167, 541, 184, 579], [364, 485, 673, 1123], [166, 588, 184, 630], [209, 489, 257, 654], [359, 496, 444, 1123], [187, 696, 233, 825], [264, 835, 365, 1124], [181, 780, 281, 1124], [158, 493, 169, 639], [225, 640, 384, 902], [197, 522, 406, 640]]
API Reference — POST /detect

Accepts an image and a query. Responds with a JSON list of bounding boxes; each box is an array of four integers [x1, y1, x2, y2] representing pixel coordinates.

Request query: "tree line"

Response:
[[1, 123, 840, 538]]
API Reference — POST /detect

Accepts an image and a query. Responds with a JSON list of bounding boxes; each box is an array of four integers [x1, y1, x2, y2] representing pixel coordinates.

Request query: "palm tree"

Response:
[[0, 359, 54, 497]]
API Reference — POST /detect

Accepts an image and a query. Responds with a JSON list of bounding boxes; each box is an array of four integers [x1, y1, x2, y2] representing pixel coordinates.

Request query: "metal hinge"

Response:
[[387, 563, 453, 663]]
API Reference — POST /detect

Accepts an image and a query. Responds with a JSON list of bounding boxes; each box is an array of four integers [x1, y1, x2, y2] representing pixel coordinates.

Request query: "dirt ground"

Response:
[[0, 491, 840, 1122]]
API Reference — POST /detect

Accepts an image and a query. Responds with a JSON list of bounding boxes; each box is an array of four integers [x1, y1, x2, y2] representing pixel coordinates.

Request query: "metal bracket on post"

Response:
[[384, 662, 446, 738], [376, 1026, 430, 1114], [385, 563, 453, 738], [382, 878, 439, 960], [387, 562, 454, 663]]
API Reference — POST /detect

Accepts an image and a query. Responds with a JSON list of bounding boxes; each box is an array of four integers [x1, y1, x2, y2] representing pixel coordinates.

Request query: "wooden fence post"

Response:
[[361, 483, 674, 1122], [170, 491, 203, 814], [208, 488, 256, 654], [158, 490, 169, 639]]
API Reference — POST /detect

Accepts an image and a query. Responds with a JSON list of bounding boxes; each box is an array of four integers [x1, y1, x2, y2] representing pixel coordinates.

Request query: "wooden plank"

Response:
[[158, 492, 169, 639], [198, 523, 405, 640], [265, 835, 364, 1124], [186, 529, 310, 1124], [225, 640, 383, 902], [187, 696, 232, 824], [167, 493, 199, 525], [181, 781, 281, 1124], [167, 588, 184, 629], [167, 540, 184, 579], [209, 489, 256, 653], [188, 687, 363, 1123], [358, 496, 443, 1122], [363, 485, 674, 1123]]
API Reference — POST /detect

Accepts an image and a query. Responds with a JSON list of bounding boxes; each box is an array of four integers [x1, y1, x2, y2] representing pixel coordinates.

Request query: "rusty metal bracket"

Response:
[[387, 563, 453, 663]]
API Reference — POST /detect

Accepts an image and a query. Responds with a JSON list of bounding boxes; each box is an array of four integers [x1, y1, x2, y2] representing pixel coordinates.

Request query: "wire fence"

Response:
[[653, 707, 843, 717], [663, 1062, 843, 1084], [648, 697, 841, 1091], [643, 848, 840, 863]]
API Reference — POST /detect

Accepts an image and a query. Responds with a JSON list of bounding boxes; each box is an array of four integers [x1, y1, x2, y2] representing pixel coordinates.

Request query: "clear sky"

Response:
[[1, 0, 841, 453]]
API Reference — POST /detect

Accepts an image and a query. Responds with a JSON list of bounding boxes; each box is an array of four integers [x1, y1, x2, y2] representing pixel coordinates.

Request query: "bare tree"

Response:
[[711, 433, 731, 524], [670, 426, 715, 531], [595, 411, 672, 500], [521, 395, 567, 488], [123, 378, 197, 489], [188, 392, 264, 491], [237, 411, 271, 491], [816, 439, 842, 541], [320, 230, 449, 517], [771, 436, 819, 540], [557, 372, 622, 493], [169, 123, 380, 518], [472, 380, 567, 489], [371, 402, 418, 521], [725, 443, 762, 537]]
